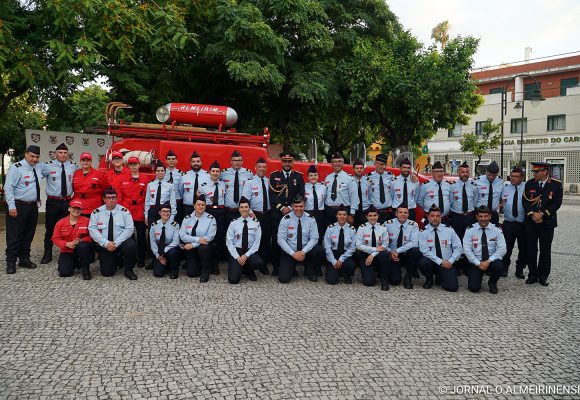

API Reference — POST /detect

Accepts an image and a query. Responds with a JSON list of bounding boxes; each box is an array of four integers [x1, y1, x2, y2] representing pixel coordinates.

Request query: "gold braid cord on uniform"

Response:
[[269, 182, 288, 198]]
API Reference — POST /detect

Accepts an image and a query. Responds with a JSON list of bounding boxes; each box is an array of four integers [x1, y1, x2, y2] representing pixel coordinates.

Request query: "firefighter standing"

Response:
[[164, 150, 184, 224], [303, 165, 327, 243], [391, 159, 420, 222], [474, 161, 503, 225], [144, 161, 176, 226], [349, 160, 371, 227], [71, 152, 107, 218], [368, 153, 393, 223], [199, 160, 226, 274], [221, 150, 253, 226], [105, 151, 131, 204], [323, 152, 352, 225], [180, 151, 210, 217], [500, 166, 527, 279]]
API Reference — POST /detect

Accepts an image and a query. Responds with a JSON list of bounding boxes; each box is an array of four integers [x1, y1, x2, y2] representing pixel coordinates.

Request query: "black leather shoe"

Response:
[[6, 263, 16, 274], [170, 273, 178, 280], [501, 269, 508, 278], [259, 266, 270, 275], [526, 278, 537, 285], [412, 271, 420, 278], [40, 251, 52, 264], [145, 263, 153, 270], [271, 270, 278, 277], [489, 280, 498, 294], [212, 267, 220, 275], [308, 275, 318, 282], [403, 275, 413, 289], [344, 276, 353, 284], [293, 269, 299, 277], [83, 272, 92, 281], [423, 279, 433, 289], [515, 270, 525, 279], [200, 276, 209, 283], [539, 279, 549, 287], [137, 263, 144, 268], [19, 260, 37, 269], [381, 281, 389, 291], [247, 272, 258, 282], [124, 270, 137, 280]]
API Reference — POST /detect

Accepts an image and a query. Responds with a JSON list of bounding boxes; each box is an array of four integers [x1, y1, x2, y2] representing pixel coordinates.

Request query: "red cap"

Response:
[[80, 152, 92, 160], [70, 200, 83, 209], [111, 150, 123, 159], [127, 156, 140, 164]]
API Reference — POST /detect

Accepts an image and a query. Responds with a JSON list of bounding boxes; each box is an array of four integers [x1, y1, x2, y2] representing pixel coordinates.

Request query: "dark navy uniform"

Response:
[[149, 219, 181, 278], [323, 222, 357, 284], [226, 216, 265, 284], [463, 222, 506, 293]]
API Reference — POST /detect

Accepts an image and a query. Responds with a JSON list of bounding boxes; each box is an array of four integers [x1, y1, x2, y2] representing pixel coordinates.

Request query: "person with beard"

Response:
[[474, 161, 503, 225], [323, 152, 352, 225], [221, 150, 253, 226], [418, 161, 452, 225], [368, 153, 394, 223], [391, 158, 420, 222], [500, 166, 527, 279], [303, 164, 327, 243], [163, 150, 184, 224], [180, 151, 210, 217], [349, 160, 372, 228]]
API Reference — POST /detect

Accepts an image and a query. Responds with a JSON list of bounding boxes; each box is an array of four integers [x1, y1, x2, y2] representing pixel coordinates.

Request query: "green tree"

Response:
[[459, 118, 501, 173], [431, 20, 450, 49], [46, 85, 111, 132]]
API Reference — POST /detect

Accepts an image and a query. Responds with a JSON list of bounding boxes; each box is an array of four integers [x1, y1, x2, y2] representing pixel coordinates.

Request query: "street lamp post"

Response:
[[514, 99, 525, 167]]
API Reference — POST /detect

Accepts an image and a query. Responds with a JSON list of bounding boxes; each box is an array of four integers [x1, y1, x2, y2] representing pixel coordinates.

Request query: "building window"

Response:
[[475, 121, 486, 135], [489, 87, 504, 94], [510, 118, 527, 134], [547, 114, 566, 131], [448, 125, 462, 137], [524, 82, 541, 100], [560, 77, 578, 96]]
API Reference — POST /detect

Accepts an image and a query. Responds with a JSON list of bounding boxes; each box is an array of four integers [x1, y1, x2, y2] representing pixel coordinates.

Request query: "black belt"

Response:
[[47, 195, 71, 201], [377, 208, 392, 213], [14, 200, 37, 205], [209, 205, 225, 209], [451, 211, 473, 216], [253, 210, 270, 215], [306, 209, 321, 215], [226, 207, 239, 212]]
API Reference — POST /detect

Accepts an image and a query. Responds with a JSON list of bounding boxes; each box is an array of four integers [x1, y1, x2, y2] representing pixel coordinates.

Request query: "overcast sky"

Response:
[[387, 0, 580, 69]]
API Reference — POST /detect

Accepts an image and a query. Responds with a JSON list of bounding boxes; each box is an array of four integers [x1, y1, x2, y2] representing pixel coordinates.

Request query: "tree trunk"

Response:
[[474, 155, 482, 175]]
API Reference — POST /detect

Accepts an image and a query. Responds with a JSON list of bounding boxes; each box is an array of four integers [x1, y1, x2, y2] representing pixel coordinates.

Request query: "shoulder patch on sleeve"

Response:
[[284, 214, 291, 219]]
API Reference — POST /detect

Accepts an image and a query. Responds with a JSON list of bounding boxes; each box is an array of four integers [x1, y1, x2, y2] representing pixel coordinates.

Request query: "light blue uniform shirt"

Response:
[[88, 204, 134, 248], [323, 222, 357, 265], [449, 178, 478, 214], [4, 159, 42, 209], [199, 180, 226, 206], [391, 174, 420, 209], [220, 167, 253, 208], [368, 171, 393, 209], [163, 167, 183, 200], [226, 216, 262, 258], [40, 160, 78, 197], [179, 212, 217, 248], [144, 179, 177, 221], [418, 224, 463, 265], [463, 223, 507, 265], [418, 180, 452, 216], [277, 212, 319, 255], [474, 175, 504, 211], [304, 182, 326, 211], [349, 176, 371, 214], [501, 182, 525, 223], [241, 175, 270, 212], [323, 170, 352, 207], [180, 169, 210, 205], [149, 220, 180, 257], [383, 218, 419, 253], [355, 222, 389, 257]]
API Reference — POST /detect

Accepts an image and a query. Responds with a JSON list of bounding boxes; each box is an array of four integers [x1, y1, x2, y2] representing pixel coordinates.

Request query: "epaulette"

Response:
[[207, 214, 214, 219], [408, 220, 417, 226], [181, 171, 186, 176], [70, 161, 77, 164], [284, 214, 291, 219], [551, 178, 561, 183], [121, 207, 128, 212], [46, 160, 53, 164], [445, 180, 453, 184], [15, 163, 21, 167], [152, 220, 158, 226], [467, 224, 473, 229], [252, 217, 258, 222], [171, 221, 178, 226], [201, 182, 208, 186], [386, 219, 394, 224], [367, 172, 373, 176], [294, 170, 303, 175], [360, 222, 367, 227], [350, 225, 356, 231], [185, 214, 192, 219], [328, 222, 336, 228], [309, 214, 315, 218], [92, 209, 100, 214], [271, 170, 280, 174], [387, 171, 392, 175], [244, 167, 252, 172]]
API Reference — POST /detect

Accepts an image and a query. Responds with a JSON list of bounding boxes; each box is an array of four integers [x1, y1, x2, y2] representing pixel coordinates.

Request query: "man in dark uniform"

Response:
[[269, 152, 305, 276], [522, 162, 563, 286]]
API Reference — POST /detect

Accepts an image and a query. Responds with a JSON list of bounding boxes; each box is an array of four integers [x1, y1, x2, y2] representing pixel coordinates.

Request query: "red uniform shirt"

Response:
[[106, 167, 131, 204], [72, 168, 107, 214], [51, 216, 92, 253], [119, 175, 150, 222]]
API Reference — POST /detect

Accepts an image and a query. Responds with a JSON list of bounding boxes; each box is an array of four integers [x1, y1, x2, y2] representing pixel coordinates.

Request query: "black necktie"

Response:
[[462, 183, 468, 213], [487, 183, 493, 209], [437, 182, 444, 213], [212, 182, 219, 205], [155, 181, 162, 208], [357, 180, 363, 212], [539, 181, 543, 190], [433, 228, 442, 259], [191, 219, 198, 236], [61, 163, 67, 197], [242, 220, 249, 251], [397, 225, 404, 248], [312, 184, 318, 211], [379, 175, 385, 204], [194, 173, 199, 196], [32, 167, 40, 202], [159, 226, 166, 256], [169, 171, 173, 184], [261, 177, 268, 212], [371, 226, 376, 247], [234, 171, 240, 203], [331, 174, 338, 201], [108, 212, 114, 241], [481, 227, 489, 261], [512, 186, 519, 218], [337, 227, 345, 254], [403, 178, 408, 205], [297, 219, 303, 251]]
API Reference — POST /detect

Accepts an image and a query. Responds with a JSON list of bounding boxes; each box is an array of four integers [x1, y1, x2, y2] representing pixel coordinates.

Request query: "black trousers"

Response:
[[153, 247, 180, 277], [226, 209, 240, 230], [278, 245, 325, 284], [418, 257, 458, 292], [147, 207, 161, 226], [502, 220, 526, 272], [353, 209, 367, 228], [377, 208, 394, 224], [5, 203, 38, 263], [185, 244, 213, 279], [270, 213, 283, 272], [490, 211, 499, 225], [44, 198, 70, 250], [134, 221, 147, 266], [525, 220, 555, 281], [465, 259, 503, 292], [183, 204, 194, 218], [357, 251, 389, 286], [325, 250, 356, 285], [57, 241, 92, 277], [254, 211, 271, 264], [175, 201, 184, 224], [228, 252, 265, 284], [207, 207, 226, 262], [388, 247, 422, 283], [324, 206, 341, 225], [306, 210, 327, 244], [97, 238, 137, 277], [449, 212, 475, 240]]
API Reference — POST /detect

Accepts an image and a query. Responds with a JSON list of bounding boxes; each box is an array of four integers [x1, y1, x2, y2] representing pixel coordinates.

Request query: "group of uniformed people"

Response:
[[4, 144, 562, 291]]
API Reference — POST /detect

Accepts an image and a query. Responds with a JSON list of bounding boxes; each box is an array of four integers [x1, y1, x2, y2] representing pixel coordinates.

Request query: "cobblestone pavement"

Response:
[[1, 207, 579, 400]]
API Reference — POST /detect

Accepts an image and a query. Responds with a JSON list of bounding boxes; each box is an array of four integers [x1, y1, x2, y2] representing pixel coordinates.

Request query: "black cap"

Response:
[[459, 161, 469, 168], [166, 149, 177, 158], [292, 195, 304, 204], [154, 160, 165, 169], [531, 161, 550, 171], [256, 157, 267, 164], [209, 160, 221, 170], [103, 187, 117, 196], [239, 196, 250, 206], [307, 164, 318, 174], [279, 152, 296, 160], [366, 205, 378, 214], [26, 145, 40, 155], [56, 143, 68, 151], [486, 161, 499, 174], [231, 150, 242, 158], [428, 204, 441, 213], [353, 159, 364, 167], [190, 151, 200, 159], [375, 153, 388, 163], [431, 161, 444, 171], [511, 165, 523, 174], [475, 205, 491, 215], [330, 152, 344, 160], [159, 202, 172, 211], [399, 158, 411, 167]]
